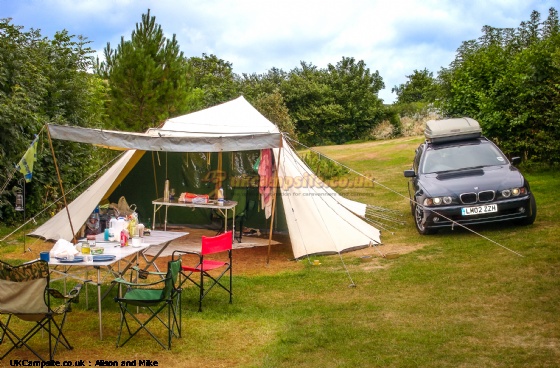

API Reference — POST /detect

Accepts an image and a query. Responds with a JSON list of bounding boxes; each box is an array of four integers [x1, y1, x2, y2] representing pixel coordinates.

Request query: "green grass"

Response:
[[2, 136, 559, 367]]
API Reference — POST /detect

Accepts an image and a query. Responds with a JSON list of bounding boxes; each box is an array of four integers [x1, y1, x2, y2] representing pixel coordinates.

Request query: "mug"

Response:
[[40, 251, 50, 262]]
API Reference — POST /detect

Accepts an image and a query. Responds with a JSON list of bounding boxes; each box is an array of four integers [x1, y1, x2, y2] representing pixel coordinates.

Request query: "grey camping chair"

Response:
[[0, 259, 83, 362]]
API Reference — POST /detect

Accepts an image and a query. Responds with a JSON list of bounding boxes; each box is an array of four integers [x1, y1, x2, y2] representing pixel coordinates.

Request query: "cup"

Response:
[[84, 254, 93, 263], [40, 251, 50, 262], [131, 237, 141, 247]]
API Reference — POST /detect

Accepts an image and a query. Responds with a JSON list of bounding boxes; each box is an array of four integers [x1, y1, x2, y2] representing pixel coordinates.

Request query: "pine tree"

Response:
[[97, 9, 190, 132]]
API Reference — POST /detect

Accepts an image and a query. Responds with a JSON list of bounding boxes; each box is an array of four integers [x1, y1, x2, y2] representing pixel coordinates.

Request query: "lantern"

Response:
[[15, 190, 24, 212]]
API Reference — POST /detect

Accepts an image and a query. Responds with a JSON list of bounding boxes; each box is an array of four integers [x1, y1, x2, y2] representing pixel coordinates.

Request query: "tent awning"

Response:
[[47, 124, 283, 152]]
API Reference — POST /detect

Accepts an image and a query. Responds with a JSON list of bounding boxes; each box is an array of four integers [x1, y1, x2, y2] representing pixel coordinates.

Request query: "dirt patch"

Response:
[[4, 227, 301, 276], [4, 228, 424, 276]]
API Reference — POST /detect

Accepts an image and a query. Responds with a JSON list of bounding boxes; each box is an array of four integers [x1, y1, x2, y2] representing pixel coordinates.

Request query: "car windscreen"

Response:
[[421, 141, 508, 174]]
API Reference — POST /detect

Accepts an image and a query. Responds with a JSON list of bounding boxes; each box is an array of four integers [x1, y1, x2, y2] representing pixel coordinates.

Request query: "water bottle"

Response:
[[218, 187, 224, 206], [109, 216, 118, 241]]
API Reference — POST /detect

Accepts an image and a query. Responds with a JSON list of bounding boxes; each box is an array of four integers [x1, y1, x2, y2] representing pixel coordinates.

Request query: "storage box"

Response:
[[425, 118, 481, 143]]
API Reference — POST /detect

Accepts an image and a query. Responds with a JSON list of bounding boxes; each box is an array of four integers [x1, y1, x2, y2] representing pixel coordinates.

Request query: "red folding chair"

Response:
[[173, 231, 233, 312]]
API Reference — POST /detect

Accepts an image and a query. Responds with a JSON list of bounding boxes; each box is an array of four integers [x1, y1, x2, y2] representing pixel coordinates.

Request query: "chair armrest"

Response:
[[47, 283, 84, 304], [131, 265, 166, 276], [172, 250, 201, 260], [113, 277, 168, 288]]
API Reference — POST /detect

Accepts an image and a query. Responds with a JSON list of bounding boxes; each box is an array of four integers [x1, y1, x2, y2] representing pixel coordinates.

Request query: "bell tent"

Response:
[[29, 96, 381, 259]]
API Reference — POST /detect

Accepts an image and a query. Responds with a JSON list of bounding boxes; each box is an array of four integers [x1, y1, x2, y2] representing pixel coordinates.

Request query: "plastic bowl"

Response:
[[90, 247, 104, 255]]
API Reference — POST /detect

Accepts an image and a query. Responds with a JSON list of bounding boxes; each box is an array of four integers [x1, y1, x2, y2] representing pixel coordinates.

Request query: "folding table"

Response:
[[48, 230, 188, 340], [152, 198, 237, 233]]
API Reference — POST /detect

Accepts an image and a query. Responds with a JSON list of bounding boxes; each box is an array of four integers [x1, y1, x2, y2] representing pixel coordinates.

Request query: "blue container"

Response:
[[40, 251, 50, 262]]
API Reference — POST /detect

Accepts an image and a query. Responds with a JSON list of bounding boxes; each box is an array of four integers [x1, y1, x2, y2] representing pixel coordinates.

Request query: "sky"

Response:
[[1, 0, 557, 103]]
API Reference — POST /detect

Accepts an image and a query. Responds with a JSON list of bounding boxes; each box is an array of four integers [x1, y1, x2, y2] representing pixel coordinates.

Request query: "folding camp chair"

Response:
[[0, 259, 82, 362], [113, 259, 182, 349], [173, 231, 233, 312], [215, 187, 248, 242]]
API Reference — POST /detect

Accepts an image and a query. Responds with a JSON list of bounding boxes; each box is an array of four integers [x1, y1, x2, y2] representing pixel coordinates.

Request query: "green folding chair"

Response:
[[215, 187, 248, 242], [113, 259, 182, 349], [0, 259, 83, 362]]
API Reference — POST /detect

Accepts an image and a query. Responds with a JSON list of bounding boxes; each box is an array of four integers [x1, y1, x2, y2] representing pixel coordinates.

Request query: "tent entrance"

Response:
[[108, 151, 286, 232]]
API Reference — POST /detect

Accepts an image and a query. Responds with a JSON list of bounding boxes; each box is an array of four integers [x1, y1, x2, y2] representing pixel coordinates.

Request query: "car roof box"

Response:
[[425, 117, 482, 143]]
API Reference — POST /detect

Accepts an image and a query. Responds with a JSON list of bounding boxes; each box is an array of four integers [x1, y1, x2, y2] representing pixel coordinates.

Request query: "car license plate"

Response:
[[461, 204, 498, 216]]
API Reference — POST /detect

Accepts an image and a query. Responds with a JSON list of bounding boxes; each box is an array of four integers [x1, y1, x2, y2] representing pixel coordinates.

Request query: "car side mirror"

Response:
[[511, 157, 521, 165], [404, 170, 416, 178]]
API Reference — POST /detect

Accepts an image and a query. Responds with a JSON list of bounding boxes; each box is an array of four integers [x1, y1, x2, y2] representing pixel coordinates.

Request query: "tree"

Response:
[[282, 57, 384, 145], [239, 67, 288, 100], [250, 90, 295, 138], [392, 68, 437, 104], [326, 57, 385, 142], [437, 7, 560, 165], [186, 53, 239, 108], [282, 61, 336, 145], [97, 9, 190, 132], [0, 18, 106, 223]]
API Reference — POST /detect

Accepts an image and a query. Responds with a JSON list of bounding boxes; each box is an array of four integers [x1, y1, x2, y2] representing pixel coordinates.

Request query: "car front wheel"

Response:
[[413, 203, 438, 235], [516, 194, 537, 226]]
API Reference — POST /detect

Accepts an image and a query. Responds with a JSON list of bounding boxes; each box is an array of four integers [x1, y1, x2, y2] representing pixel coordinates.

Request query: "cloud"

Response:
[[3, 0, 558, 103]]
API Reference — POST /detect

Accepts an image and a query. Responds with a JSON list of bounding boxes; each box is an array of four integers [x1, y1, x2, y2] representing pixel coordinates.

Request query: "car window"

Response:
[[413, 144, 424, 173], [421, 142, 507, 174]]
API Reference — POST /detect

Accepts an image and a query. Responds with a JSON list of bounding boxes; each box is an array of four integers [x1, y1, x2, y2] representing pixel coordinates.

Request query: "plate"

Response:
[[461, 204, 498, 216], [56, 256, 84, 263], [92, 255, 116, 262]]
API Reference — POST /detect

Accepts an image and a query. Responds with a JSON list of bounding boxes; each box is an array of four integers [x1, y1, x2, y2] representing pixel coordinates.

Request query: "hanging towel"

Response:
[[258, 149, 273, 219]]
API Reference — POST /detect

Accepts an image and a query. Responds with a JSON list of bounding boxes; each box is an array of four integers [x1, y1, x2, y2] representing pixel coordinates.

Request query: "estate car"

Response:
[[403, 118, 537, 235]]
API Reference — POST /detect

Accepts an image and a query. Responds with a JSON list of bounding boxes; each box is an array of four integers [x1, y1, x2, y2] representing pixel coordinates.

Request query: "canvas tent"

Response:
[[30, 96, 381, 259]]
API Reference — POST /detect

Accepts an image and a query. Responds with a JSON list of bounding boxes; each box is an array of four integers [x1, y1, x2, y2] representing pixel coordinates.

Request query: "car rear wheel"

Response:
[[413, 203, 438, 235]]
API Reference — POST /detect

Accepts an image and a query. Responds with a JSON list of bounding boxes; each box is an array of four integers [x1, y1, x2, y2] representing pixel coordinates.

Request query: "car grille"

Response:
[[460, 192, 477, 204], [478, 190, 495, 202], [460, 190, 495, 204]]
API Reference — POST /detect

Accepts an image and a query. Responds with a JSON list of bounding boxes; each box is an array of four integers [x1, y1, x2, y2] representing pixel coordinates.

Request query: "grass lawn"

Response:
[[1, 136, 559, 367]]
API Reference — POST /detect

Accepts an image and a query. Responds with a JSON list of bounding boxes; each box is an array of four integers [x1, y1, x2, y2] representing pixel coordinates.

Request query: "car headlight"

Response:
[[423, 196, 453, 206], [501, 187, 527, 197]]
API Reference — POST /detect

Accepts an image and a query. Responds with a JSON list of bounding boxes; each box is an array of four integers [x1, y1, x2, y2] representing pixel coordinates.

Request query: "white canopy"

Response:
[[31, 96, 381, 258], [47, 95, 282, 152]]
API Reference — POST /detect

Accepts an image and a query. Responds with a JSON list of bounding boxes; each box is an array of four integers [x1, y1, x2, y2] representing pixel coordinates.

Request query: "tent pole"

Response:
[[46, 126, 77, 244], [216, 151, 223, 197], [267, 145, 283, 264]]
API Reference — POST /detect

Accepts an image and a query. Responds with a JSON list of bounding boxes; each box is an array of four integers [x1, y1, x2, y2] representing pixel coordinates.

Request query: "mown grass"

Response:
[[1, 136, 559, 367]]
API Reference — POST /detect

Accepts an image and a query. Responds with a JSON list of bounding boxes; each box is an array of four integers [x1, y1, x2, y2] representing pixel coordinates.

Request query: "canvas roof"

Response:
[[31, 96, 380, 258], [48, 96, 282, 152]]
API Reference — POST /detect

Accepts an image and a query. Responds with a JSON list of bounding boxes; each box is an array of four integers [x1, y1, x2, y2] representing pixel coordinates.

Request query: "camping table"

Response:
[[152, 198, 237, 233], [47, 230, 188, 340]]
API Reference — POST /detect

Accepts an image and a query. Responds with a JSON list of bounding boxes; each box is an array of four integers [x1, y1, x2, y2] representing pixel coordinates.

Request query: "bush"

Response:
[[301, 151, 348, 180]]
